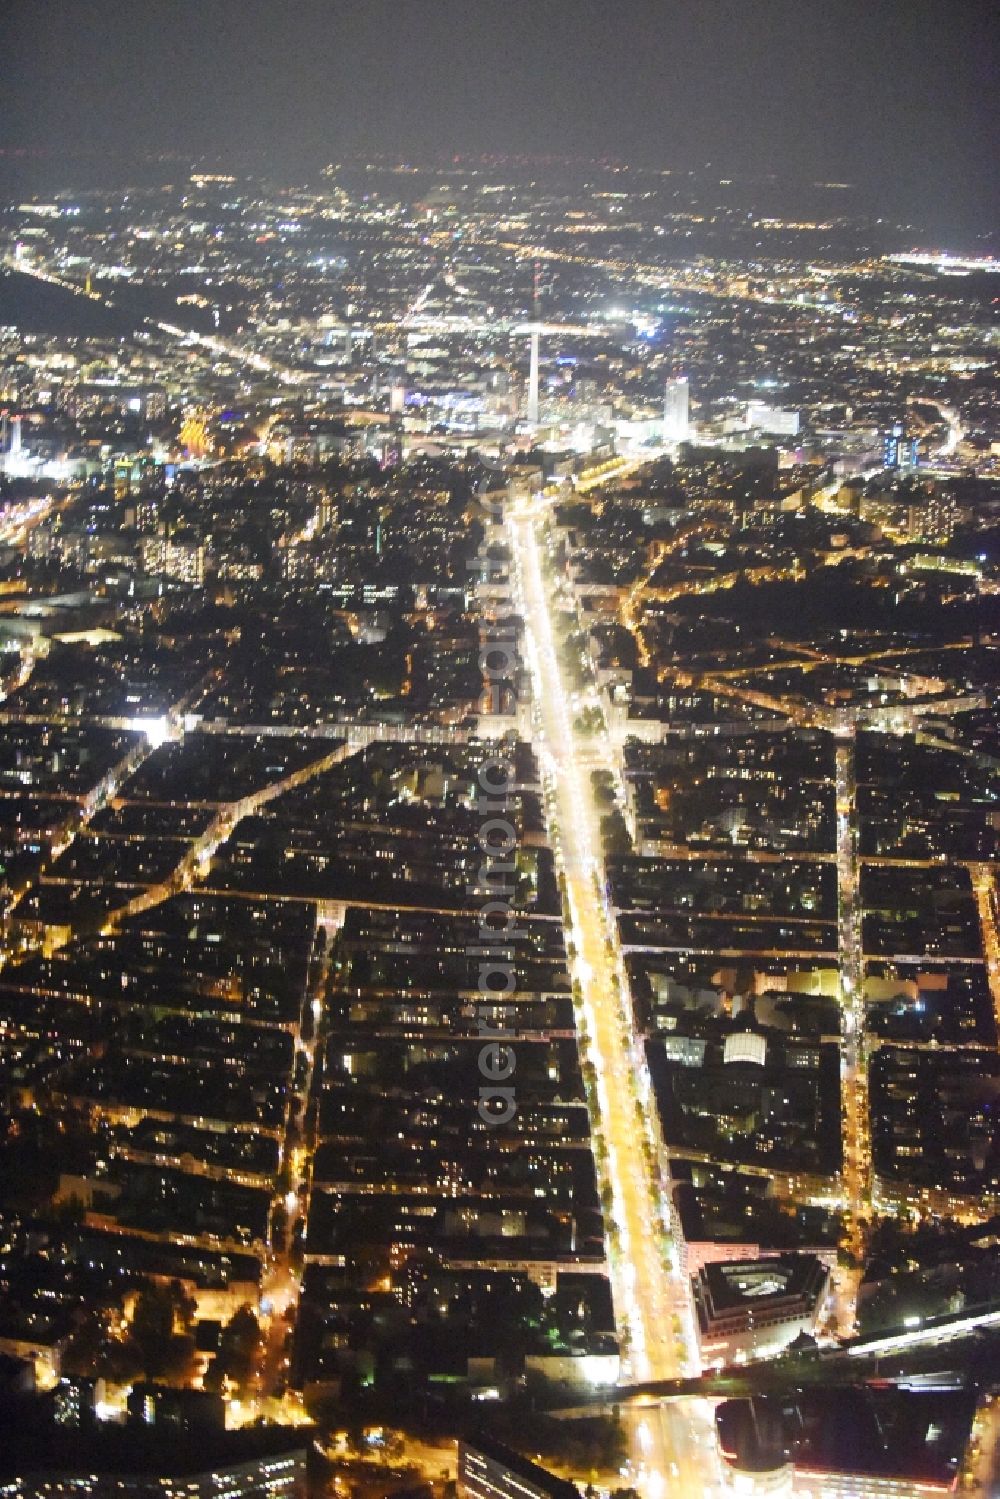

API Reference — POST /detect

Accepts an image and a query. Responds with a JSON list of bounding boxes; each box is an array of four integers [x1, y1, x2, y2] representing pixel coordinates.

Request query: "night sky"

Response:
[[3, 0, 999, 243]]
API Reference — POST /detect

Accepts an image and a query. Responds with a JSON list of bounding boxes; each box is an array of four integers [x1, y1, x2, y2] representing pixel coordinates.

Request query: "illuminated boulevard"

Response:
[[834, 735, 870, 1325], [508, 499, 723, 1496]]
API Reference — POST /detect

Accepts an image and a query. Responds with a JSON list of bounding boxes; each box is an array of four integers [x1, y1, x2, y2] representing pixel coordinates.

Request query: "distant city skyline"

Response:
[[3, 0, 999, 245]]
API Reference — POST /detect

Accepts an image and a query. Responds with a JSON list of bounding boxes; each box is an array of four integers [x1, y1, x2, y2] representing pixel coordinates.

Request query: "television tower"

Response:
[[525, 260, 541, 428]]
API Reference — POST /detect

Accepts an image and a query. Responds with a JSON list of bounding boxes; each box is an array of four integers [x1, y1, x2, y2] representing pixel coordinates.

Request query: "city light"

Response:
[[0, 33, 996, 1493]]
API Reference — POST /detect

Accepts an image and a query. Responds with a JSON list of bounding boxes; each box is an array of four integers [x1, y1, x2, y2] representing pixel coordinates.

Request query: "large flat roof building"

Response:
[[458, 1436, 579, 1499], [0, 1406, 307, 1499], [693, 1253, 829, 1365]]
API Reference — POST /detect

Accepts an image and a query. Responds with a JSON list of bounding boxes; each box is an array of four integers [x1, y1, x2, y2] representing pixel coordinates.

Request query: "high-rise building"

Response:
[[883, 422, 919, 470], [663, 376, 690, 444], [883, 424, 902, 469], [0, 414, 24, 476], [908, 485, 957, 544]]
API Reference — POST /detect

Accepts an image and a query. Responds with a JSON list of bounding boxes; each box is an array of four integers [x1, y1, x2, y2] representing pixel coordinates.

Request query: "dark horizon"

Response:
[[3, 0, 999, 248]]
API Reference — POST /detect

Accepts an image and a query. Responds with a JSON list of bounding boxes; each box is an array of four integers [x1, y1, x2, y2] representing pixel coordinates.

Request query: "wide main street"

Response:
[[507, 501, 723, 1496]]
